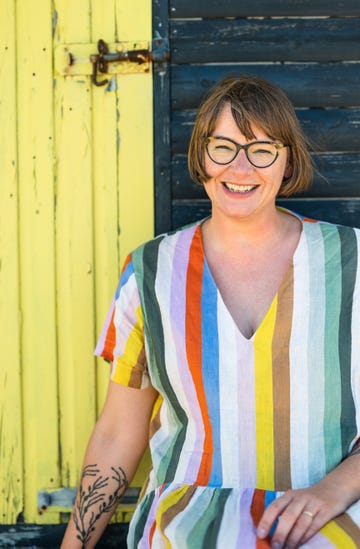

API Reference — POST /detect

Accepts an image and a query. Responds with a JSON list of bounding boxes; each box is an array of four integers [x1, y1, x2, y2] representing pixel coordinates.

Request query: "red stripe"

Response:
[[149, 519, 156, 545], [185, 226, 213, 485], [121, 253, 132, 272], [101, 308, 116, 362], [251, 490, 272, 548]]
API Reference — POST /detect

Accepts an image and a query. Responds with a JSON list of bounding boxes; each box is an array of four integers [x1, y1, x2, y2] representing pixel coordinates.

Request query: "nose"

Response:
[[229, 148, 253, 171]]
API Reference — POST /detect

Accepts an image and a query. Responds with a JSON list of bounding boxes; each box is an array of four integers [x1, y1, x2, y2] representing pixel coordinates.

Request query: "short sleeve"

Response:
[[94, 254, 151, 389]]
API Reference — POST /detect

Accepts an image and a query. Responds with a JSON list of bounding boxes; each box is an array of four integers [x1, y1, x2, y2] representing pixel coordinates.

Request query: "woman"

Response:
[[62, 76, 360, 548]]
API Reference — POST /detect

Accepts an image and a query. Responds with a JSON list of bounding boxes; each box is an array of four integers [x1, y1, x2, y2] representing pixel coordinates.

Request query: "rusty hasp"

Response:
[[90, 38, 166, 86]]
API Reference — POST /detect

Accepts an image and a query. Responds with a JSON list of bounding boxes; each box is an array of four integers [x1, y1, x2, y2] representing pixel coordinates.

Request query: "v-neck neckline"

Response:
[[197, 211, 305, 342]]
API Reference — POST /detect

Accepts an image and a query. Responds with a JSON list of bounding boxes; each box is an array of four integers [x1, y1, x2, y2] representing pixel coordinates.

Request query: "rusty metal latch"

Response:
[[91, 39, 151, 86], [54, 37, 169, 83]]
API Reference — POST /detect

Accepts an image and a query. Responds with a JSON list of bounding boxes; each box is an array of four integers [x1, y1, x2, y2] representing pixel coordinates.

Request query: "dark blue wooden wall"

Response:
[[153, 0, 360, 233]]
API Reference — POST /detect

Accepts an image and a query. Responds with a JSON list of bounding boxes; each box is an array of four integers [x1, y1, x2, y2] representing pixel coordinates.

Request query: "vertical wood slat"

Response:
[[115, 0, 154, 256], [90, 0, 120, 412], [0, 0, 23, 524], [53, 0, 97, 492], [16, 0, 59, 523], [153, 0, 171, 235]]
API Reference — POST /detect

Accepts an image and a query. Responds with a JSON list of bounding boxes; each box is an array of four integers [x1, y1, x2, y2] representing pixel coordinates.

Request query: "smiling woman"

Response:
[[61, 75, 360, 549]]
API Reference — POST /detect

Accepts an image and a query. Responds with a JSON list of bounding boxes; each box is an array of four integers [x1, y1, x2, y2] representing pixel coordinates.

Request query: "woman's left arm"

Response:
[[257, 447, 360, 549]]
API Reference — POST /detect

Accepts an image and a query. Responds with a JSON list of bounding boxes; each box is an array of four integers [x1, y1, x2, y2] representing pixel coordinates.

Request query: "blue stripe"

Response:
[[201, 261, 222, 486], [265, 491, 279, 537], [116, 259, 135, 297]]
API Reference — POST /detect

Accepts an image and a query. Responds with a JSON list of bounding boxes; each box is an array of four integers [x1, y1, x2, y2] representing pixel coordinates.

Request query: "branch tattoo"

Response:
[[73, 464, 128, 547]]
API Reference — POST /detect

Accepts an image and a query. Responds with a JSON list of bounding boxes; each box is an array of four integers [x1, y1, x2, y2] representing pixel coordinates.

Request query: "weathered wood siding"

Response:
[[154, 0, 360, 233], [0, 0, 153, 525]]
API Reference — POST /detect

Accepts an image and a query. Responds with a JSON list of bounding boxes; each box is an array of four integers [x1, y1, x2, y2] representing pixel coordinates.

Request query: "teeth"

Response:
[[224, 183, 256, 193]]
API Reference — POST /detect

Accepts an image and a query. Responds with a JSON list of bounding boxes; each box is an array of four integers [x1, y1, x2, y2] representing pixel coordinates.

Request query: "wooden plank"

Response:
[[0, 0, 23, 525], [171, 109, 360, 154], [172, 199, 360, 229], [90, 0, 120, 416], [53, 0, 97, 498], [171, 0, 360, 18], [171, 153, 360, 199], [171, 63, 360, 109], [153, 0, 172, 235], [171, 18, 360, 63], [115, 0, 154, 257], [16, 0, 60, 523]]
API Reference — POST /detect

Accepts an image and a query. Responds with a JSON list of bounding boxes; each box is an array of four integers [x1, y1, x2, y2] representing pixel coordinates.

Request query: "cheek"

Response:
[[204, 157, 225, 180]]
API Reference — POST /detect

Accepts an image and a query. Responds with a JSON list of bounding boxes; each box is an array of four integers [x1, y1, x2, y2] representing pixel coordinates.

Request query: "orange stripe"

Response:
[[185, 227, 213, 484], [149, 519, 156, 545], [121, 252, 132, 272], [102, 307, 116, 362], [101, 254, 132, 361], [250, 490, 272, 549]]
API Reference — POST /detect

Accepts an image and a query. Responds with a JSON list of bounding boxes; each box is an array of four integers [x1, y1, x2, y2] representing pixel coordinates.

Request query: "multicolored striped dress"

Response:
[[95, 210, 360, 548]]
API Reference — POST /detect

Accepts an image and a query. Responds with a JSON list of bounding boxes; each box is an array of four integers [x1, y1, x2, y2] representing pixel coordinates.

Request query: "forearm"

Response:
[[61, 430, 135, 548], [61, 382, 158, 549]]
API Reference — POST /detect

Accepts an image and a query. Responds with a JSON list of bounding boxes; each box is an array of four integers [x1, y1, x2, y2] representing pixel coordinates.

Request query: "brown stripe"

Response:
[[128, 347, 147, 388], [272, 264, 294, 490], [160, 485, 197, 531], [333, 512, 360, 543]]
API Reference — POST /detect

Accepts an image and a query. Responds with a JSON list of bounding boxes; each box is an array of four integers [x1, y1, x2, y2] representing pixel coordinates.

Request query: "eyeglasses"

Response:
[[204, 136, 287, 168]]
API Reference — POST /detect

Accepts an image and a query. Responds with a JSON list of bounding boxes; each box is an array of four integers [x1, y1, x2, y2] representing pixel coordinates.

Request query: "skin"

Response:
[[61, 381, 158, 548], [62, 104, 360, 548], [202, 104, 360, 548]]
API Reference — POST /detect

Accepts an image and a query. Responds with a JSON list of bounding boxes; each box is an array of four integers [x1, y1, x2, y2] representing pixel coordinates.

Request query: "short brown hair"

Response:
[[188, 75, 313, 196]]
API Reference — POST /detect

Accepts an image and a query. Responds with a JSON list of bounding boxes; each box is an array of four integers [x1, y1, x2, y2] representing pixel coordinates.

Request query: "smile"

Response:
[[223, 182, 258, 193]]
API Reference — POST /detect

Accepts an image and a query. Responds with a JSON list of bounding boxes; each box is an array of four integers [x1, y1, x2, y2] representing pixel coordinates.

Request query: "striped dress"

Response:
[[95, 211, 360, 548]]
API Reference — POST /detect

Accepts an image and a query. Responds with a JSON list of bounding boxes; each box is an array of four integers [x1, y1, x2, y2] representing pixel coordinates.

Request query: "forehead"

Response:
[[212, 104, 270, 141]]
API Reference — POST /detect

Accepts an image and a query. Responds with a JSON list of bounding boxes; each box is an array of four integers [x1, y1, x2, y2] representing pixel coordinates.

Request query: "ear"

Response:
[[283, 162, 293, 179]]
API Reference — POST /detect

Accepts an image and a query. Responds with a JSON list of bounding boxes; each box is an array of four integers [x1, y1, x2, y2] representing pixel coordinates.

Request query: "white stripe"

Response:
[[217, 298, 241, 486], [351, 228, 360, 449], [289, 224, 312, 488]]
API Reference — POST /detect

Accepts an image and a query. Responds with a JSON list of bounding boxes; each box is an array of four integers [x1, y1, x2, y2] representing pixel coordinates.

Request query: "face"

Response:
[[203, 104, 291, 223]]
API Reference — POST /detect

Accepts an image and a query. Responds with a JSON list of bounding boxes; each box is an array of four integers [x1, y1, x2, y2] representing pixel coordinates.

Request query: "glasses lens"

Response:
[[206, 138, 237, 164], [247, 142, 278, 167]]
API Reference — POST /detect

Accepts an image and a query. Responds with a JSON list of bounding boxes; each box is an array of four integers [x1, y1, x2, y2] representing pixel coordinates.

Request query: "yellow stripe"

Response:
[[254, 297, 277, 489], [156, 486, 191, 549], [320, 520, 357, 548], [112, 305, 144, 385], [151, 394, 163, 421]]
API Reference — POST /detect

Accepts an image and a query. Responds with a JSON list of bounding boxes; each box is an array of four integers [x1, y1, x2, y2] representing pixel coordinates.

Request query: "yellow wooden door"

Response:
[[0, 0, 153, 525]]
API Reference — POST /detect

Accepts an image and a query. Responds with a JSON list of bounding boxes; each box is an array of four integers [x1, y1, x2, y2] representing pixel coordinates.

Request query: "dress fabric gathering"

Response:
[[95, 210, 360, 548]]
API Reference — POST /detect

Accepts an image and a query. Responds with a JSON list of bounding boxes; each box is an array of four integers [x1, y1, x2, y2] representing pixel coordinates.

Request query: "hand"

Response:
[[256, 483, 346, 549]]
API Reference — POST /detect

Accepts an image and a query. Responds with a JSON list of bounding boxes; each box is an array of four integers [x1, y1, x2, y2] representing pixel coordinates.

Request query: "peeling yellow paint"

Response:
[[0, 0, 153, 524]]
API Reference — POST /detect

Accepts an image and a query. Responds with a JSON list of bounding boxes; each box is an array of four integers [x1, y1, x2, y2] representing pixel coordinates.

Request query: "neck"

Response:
[[203, 207, 293, 252]]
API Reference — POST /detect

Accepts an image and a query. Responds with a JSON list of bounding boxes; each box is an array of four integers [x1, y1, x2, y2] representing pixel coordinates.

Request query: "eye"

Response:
[[250, 144, 275, 156], [214, 144, 234, 151]]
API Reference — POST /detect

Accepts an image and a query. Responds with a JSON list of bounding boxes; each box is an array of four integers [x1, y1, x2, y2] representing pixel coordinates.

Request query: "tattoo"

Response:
[[72, 464, 128, 547]]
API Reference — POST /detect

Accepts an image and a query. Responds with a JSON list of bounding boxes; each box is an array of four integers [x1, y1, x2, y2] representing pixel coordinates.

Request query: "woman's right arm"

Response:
[[61, 380, 158, 549]]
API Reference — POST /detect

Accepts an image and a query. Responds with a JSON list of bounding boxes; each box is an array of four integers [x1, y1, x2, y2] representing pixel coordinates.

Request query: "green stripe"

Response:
[[132, 237, 188, 483], [306, 223, 327, 483], [186, 488, 231, 548], [130, 490, 155, 547], [202, 489, 232, 548], [321, 223, 343, 473], [338, 226, 357, 455]]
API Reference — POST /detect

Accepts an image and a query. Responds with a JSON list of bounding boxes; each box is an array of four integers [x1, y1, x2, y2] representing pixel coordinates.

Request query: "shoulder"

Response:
[[130, 219, 203, 262]]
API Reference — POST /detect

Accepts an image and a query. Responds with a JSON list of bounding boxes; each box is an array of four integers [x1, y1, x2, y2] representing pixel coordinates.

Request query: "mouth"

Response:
[[223, 182, 258, 194]]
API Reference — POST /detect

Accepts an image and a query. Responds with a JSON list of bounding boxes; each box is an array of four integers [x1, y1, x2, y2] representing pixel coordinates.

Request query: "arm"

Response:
[[257, 448, 360, 548], [61, 380, 158, 549]]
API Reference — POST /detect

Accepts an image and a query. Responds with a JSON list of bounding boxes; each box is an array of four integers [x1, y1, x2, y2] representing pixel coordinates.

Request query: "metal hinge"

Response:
[[37, 486, 141, 512], [54, 37, 169, 86]]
